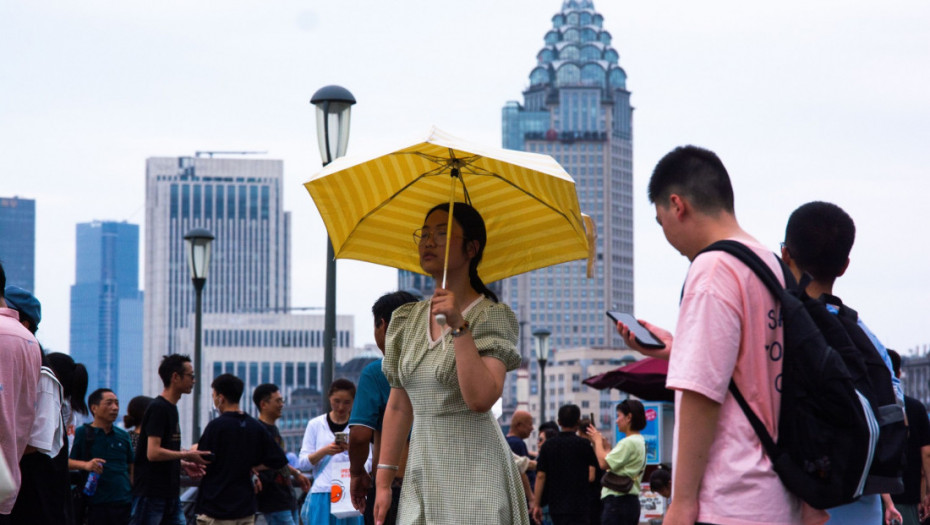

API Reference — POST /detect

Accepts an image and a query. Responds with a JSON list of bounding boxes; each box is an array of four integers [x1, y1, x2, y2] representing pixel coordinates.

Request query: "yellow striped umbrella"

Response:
[[303, 127, 592, 284]]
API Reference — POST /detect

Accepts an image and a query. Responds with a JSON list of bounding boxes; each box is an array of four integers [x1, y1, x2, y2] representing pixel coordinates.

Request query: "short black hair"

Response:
[[648, 146, 734, 214], [538, 420, 560, 434], [557, 404, 581, 428], [0, 260, 5, 291], [618, 399, 647, 431], [158, 354, 192, 388], [372, 291, 419, 326], [328, 378, 355, 398], [649, 466, 671, 493], [541, 428, 558, 442], [253, 383, 279, 410], [887, 349, 901, 377], [784, 201, 855, 283], [212, 373, 244, 404], [88, 388, 115, 409]]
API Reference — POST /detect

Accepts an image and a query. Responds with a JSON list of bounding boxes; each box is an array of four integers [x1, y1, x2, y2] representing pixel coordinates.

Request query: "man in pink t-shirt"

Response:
[[614, 146, 826, 525], [0, 263, 42, 520]]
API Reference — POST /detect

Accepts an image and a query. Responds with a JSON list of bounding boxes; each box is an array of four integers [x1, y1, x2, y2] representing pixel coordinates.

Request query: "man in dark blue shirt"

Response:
[[196, 374, 288, 523]]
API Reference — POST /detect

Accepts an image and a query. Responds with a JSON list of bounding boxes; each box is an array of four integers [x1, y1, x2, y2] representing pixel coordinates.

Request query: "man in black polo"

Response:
[[195, 374, 288, 523], [532, 404, 597, 525]]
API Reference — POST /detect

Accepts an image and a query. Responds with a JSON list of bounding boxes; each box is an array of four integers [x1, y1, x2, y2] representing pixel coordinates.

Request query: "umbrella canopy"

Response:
[[304, 127, 592, 283], [583, 357, 674, 402]]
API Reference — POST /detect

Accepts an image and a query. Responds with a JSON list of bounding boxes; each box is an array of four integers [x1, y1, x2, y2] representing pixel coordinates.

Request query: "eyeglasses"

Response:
[[413, 228, 448, 246]]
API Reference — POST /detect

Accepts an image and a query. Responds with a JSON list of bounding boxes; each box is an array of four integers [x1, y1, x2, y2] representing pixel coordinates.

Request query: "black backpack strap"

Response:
[[728, 380, 779, 459], [698, 240, 786, 461]]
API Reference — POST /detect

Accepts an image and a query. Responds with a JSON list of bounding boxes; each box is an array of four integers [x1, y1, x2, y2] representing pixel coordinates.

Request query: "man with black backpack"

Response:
[[614, 146, 827, 525], [781, 201, 905, 524]]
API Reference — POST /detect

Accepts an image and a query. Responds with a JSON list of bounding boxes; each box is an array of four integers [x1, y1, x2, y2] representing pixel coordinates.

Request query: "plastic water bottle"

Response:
[[83, 471, 100, 496]]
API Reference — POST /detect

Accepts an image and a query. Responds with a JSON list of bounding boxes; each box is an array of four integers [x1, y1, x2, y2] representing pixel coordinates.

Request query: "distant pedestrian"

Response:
[[888, 349, 930, 525], [195, 374, 288, 524], [298, 378, 361, 525], [347, 290, 416, 525], [129, 354, 211, 525], [532, 404, 598, 525], [587, 400, 647, 525], [70, 388, 134, 525], [648, 467, 671, 499], [123, 396, 153, 452], [253, 383, 311, 525]]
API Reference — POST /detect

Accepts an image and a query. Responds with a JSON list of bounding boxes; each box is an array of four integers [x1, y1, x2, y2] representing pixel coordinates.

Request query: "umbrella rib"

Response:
[[455, 167, 585, 237]]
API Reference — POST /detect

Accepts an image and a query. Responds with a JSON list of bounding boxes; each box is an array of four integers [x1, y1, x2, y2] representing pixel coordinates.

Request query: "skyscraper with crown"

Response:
[[502, 0, 634, 358]]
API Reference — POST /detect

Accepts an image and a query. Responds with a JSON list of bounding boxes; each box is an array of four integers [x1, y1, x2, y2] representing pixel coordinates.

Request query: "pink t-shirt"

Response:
[[0, 307, 42, 514], [666, 239, 826, 525]]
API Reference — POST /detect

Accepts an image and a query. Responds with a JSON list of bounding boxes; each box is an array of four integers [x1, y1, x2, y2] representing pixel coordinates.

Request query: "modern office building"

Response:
[[0, 196, 36, 291], [70, 221, 144, 404], [143, 155, 291, 399], [176, 312, 361, 447], [501, 0, 634, 356]]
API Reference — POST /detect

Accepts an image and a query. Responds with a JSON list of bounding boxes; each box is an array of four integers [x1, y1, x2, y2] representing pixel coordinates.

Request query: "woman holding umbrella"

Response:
[[372, 202, 528, 525]]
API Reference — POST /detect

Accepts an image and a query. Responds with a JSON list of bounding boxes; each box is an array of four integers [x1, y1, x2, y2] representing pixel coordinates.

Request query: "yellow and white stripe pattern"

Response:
[[304, 126, 589, 283]]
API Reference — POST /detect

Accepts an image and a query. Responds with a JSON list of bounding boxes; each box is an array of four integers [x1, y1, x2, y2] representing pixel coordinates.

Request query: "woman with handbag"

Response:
[[298, 378, 363, 525], [586, 400, 647, 525]]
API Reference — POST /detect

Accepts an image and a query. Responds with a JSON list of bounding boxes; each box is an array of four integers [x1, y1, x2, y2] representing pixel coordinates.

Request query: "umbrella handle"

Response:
[[435, 175, 456, 328]]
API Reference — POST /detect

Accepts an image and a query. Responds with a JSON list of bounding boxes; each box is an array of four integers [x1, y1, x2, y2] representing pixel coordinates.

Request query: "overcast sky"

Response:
[[2, 0, 928, 359]]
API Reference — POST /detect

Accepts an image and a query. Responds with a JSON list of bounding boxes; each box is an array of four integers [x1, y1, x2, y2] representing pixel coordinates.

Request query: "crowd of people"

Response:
[[3, 144, 929, 525]]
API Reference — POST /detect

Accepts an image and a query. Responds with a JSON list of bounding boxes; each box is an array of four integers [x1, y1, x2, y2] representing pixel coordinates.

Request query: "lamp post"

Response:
[[311, 85, 355, 412], [184, 228, 214, 442], [533, 328, 552, 424]]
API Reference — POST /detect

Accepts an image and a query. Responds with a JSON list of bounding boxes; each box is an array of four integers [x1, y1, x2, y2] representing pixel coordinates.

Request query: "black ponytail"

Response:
[[426, 202, 498, 303], [46, 352, 89, 415]]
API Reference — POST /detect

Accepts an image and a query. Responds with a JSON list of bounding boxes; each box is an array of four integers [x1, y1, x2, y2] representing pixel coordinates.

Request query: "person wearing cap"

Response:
[[3, 286, 40, 335], [0, 265, 42, 523]]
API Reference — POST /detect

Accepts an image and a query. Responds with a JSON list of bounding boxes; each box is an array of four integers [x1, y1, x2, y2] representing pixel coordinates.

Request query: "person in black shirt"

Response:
[[130, 354, 211, 525], [195, 374, 288, 523], [253, 383, 311, 525], [889, 350, 930, 525], [532, 404, 597, 525]]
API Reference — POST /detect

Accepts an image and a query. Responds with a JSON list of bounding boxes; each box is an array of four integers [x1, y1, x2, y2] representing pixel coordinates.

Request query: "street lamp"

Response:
[[533, 328, 552, 424], [184, 228, 214, 441], [311, 85, 356, 411]]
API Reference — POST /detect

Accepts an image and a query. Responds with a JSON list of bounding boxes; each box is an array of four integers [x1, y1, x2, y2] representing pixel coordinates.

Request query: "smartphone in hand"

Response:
[[606, 311, 666, 350], [334, 432, 348, 445]]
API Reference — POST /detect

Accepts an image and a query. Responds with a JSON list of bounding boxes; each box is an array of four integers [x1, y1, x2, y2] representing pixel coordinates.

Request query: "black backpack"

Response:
[[698, 240, 876, 509], [818, 293, 907, 494]]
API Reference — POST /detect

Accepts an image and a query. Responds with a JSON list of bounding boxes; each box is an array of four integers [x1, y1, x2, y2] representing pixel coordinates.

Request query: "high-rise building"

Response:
[[143, 156, 291, 400], [70, 221, 144, 404], [0, 197, 36, 291], [502, 0, 633, 356]]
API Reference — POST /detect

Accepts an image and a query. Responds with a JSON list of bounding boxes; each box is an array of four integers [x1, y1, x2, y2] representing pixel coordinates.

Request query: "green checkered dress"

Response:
[[383, 298, 529, 525]]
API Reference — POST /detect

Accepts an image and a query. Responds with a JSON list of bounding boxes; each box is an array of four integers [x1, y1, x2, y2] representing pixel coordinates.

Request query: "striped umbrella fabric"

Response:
[[304, 127, 590, 283]]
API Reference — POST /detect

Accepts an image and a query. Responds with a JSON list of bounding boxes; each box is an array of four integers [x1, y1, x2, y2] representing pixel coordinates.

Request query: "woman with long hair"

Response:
[[123, 395, 153, 452], [11, 352, 88, 524], [373, 202, 527, 525], [298, 378, 363, 525], [586, 400, 647, 525]]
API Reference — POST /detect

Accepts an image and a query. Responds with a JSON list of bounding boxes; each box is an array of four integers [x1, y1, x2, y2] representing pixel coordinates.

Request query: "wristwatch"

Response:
[[450, 320, 470, 338]]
